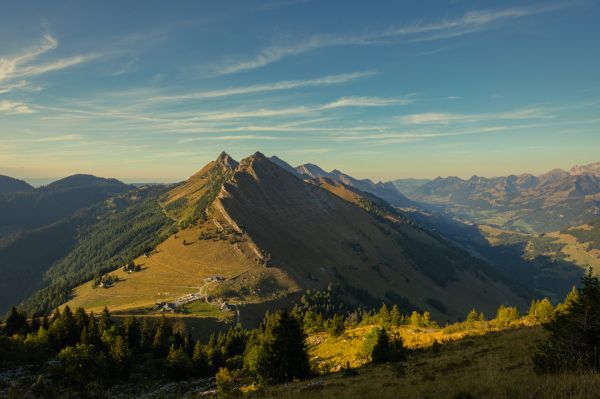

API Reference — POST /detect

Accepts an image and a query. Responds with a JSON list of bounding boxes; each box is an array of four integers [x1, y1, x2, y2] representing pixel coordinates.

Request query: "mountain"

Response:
[[62, 152, 527, 323], [0, 174, 132, 237], [268, 158, 413, 207], [0, 175, 33, 194], [570, 161, 600, 176], [390, 178, 430, 196], [408, 162, 600, 233]]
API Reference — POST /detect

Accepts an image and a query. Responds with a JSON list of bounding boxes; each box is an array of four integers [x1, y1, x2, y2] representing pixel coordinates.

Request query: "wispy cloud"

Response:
[[398, 108, 550, 124], [216, 3, 573, 74], [0, 100, 36, 114], [178, 134, 279, 143], [321, 96, 413, 109], [35, 134, 82, 142], [148, 71, 376, 103], [0, 34, 98, 87]]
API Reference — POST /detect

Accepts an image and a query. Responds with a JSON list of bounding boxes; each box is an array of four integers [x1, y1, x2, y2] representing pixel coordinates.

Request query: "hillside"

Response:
[[0, 174, 131, 238], [3, 185, 173, 315], [407, 162, 600, 233], [0, 175, 33, 194], [257, 326, 598, 399], [63, 152, 527, 323]]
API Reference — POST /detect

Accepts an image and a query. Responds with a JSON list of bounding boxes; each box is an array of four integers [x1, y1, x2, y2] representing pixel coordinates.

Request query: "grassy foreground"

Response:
[[254, 326, 600, 399]]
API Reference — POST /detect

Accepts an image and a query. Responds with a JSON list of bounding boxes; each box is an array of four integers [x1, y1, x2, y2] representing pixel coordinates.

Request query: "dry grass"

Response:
[[63, 223, 285, 314], [256, 327, 600, 399]]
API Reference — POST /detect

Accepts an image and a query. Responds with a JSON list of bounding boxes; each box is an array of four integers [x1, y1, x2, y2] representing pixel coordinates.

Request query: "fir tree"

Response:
[[533, 268, 600, 373], [4, 306, 28, 336], [244, 309, 310, 383]]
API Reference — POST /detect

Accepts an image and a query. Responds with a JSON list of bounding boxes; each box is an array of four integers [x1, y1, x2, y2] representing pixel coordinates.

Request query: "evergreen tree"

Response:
[[554, 286, 580, 314], [123, 316, 141, 352], [152, 315, 172, 358], [370, 327, 390, 363], [378, 304, 391, 327], [527, 298, 554, 324], [244, 309, 310, 383], [192, 340, 211, 376], [110, 335, 132, 379], [409, 311, 421, 327], [140, 318, 154, 351], [533, 269, 600, 372], [466, 309, 479, 323], [327, 314, 345, 337], [390, 304, 402, 326], [4, 306, 28, 336], [166, 344, 193, 379], [494, 305, 519, 328], [81, 312, 101, 347], [98, 306, 113, 335], [73, 307, 89, 335]]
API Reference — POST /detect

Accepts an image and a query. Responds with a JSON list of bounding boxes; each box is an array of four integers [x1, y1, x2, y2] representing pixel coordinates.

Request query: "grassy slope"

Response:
[[63, 222, 294, 315], [258, 326, 600, 399], [479, 224, 600, 274]]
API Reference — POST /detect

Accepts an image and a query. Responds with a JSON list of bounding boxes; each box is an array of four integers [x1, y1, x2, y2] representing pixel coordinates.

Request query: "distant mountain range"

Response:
[[403, 162, 600, 233], [269, 156, 412, 207], [0, 174, 131, 238]]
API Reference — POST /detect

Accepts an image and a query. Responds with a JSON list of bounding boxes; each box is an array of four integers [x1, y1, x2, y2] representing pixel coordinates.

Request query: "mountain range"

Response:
[[404, 162, 600, 233], [9, 151, 526, 324], [4, 153, 598, 326]]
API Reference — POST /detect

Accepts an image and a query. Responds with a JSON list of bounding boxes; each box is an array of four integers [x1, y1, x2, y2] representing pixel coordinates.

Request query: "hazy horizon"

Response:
[[4, 151, 599, 187], [1, 1, 599, 181]]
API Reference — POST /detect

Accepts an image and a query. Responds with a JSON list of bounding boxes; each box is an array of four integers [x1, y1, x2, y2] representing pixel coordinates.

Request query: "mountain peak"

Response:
[[570, 161, 600, 176], [216, 151, 238, 169], [295, 163, 329, 178]]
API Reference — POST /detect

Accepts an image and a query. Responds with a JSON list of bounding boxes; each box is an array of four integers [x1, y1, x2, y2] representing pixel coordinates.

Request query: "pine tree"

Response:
[[533, 268, 600, 373], [327, 314, 345, 337], [378, 304, 391, 327], [167, 344, 193, 379], [527, 298, 554, 324], [123, 316, 141, 352], [4, 306, 28, 336], [110, 335, 132, 379], [152, 316, 172, 358], [409, 311, 421, 327], [140, 318, 154, 351], [390, 304, 402, 326], [466, 309, 479, 323], [98, 306, 113, 334], [370, 328, 390, 363], [192, 340, 211, 376], [244, 309, 310, 383], [73, 307, 89, 335]]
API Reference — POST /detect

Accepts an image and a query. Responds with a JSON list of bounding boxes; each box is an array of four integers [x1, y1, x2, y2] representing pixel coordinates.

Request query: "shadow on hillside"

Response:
[[408, 209, 584, 302]]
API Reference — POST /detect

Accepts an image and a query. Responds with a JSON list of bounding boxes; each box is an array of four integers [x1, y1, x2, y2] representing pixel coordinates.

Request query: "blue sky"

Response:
[[0, 0, 599, 182]]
